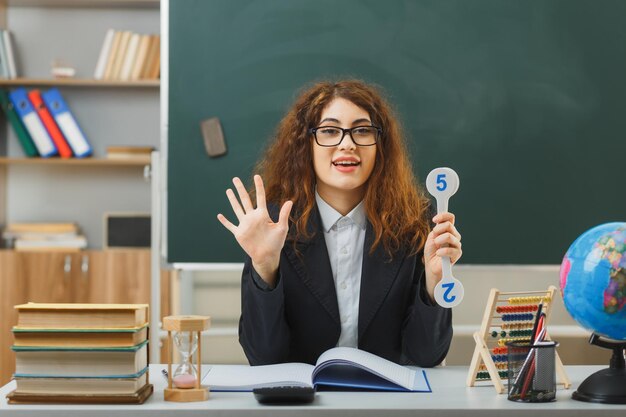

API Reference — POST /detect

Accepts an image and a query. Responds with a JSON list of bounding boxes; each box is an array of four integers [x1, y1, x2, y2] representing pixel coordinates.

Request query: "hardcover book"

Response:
[[6, 383, 153, 405], [14, 303, 149, 329], [13, 368, 148, 395], [94, 29, 115, 80], [203, 347, 432, 392], [5, 223, 78, 234], [13, 341, 148, 378], [12, 325, 148, 348]]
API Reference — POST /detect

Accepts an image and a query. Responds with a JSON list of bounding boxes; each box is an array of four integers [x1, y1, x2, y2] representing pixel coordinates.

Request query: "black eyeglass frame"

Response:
[[308, 125, 382, 147]]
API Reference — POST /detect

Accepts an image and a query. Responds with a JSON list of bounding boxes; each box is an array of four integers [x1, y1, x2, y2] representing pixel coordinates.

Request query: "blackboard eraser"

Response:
[[200, 117, 227, 157]]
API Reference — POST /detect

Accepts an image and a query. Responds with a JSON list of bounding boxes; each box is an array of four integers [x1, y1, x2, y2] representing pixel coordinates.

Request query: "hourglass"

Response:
[[163, 315, 211, 402]]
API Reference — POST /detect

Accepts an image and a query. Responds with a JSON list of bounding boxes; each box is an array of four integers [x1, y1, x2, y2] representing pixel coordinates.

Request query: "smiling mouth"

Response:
[[332, 161, 360, 167]]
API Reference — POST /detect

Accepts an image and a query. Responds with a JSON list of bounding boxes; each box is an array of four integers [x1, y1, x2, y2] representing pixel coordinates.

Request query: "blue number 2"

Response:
[[442, 282, 456, 303], [436, 174, 447, 191]]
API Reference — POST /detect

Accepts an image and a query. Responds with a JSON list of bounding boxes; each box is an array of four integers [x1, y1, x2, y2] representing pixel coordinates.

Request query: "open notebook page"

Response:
[[314, 347, 429, 391], [202, 363, 314, 391]]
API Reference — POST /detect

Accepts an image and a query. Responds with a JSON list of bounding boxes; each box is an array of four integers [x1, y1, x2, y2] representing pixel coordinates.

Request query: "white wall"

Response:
[[184, 265, 608, 366]]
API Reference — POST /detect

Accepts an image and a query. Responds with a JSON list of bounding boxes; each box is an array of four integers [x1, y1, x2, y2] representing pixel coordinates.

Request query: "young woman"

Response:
[[217, 80, 462, 367]]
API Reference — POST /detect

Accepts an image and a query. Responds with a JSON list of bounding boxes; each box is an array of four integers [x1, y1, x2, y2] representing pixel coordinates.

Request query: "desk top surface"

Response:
[[1, 365, 625, 417]]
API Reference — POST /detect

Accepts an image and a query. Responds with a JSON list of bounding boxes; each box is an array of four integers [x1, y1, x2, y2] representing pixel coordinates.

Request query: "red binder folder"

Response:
[[28, 90, 73, 158]]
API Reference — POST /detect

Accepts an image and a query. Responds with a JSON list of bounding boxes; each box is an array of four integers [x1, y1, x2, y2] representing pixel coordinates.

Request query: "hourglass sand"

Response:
[[173, 330, 198, 388], [163, 315, 211, 402]]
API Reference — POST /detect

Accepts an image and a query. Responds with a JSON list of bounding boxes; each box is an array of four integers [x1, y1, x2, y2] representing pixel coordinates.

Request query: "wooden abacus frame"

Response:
[[466, 285, 571, 394]]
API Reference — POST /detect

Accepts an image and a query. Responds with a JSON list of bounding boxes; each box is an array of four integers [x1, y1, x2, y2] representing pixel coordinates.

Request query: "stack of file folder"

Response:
[[0, 87, 92, 159]]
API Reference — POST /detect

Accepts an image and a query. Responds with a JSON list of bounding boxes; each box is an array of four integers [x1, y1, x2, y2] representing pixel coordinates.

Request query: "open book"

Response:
[[202, 347, 431, 392]]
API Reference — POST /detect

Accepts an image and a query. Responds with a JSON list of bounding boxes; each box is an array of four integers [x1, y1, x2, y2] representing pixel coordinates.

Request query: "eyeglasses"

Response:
[[309, 125, 382, 147]]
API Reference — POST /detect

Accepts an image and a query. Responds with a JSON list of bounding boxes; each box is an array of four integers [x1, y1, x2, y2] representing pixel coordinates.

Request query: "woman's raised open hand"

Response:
[[217, 175, 292, 287]]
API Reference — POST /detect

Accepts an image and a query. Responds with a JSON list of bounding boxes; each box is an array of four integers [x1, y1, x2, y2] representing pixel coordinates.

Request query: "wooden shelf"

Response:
[[0, 78, 159, 88], [0, 157, 151, 166], [7, 0, 159, 8]]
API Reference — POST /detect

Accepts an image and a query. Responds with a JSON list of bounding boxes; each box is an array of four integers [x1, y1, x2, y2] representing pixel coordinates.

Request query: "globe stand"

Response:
[[572, 333, 626, 404]]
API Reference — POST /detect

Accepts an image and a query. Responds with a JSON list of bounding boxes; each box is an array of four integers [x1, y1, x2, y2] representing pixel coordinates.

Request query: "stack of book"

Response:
[[94, 29, 160, 81], [3, 222, 87, 251], [0, 87, 92, 158], [106, 145, 154, 163], [7, 303, 152, 404]]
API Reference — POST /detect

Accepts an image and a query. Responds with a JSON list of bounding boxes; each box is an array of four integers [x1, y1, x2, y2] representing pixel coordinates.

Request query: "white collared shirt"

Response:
[[315, 191, 367, 348]]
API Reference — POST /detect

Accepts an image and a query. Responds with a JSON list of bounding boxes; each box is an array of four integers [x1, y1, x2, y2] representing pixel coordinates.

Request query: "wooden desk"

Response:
[[1, 365, 625, 416]]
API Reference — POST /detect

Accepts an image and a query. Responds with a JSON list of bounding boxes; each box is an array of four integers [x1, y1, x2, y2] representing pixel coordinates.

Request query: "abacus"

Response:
[[466, 286, 571, 393]]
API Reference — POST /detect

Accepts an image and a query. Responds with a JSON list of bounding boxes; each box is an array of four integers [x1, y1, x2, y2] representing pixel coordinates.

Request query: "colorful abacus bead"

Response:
[[501, 313, 534, 322], [510, 329, 533, 337], [492, 346, 508, 355]]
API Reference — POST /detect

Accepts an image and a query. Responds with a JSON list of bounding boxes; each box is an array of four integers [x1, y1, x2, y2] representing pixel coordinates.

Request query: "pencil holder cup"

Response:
[[506, 340, 558, 403]]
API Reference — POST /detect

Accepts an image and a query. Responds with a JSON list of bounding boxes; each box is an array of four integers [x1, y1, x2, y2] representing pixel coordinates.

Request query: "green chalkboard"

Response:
[[168, 0, 626, 264]]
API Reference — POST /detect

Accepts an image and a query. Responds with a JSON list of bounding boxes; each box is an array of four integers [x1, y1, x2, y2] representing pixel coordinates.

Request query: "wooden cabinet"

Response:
[[0, 251, 19, 391], [0, 248, 165, 386], [73, 250, 151, 304], [5, 249, 151, 303], [14, 251, 79, 303]]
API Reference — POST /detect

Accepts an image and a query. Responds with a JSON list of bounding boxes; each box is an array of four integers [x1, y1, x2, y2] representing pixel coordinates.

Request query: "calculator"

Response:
[[253, 386, 315, 405]]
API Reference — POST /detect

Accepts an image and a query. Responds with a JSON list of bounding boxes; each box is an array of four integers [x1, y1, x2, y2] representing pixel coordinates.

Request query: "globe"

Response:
[[559, 222, 626, 341]]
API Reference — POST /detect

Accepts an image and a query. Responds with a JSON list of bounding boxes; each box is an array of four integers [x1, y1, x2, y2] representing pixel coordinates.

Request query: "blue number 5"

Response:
[[436, 174, 447, 191], [442, 282, 456, 303]]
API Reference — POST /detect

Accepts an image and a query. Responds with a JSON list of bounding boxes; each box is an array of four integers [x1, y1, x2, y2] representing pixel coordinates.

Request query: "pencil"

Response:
[[509, 304, 544, 396], [520, 314, 548, 398], [530, 303, 543, 345]]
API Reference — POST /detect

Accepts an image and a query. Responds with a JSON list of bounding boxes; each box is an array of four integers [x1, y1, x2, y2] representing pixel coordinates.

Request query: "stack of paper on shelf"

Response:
[[7, 303, 152, 404], [94, 29, 160, 81], [106, 145, 154, 162], [3, 222, 88, 251]]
